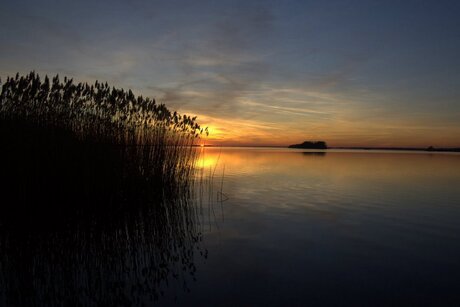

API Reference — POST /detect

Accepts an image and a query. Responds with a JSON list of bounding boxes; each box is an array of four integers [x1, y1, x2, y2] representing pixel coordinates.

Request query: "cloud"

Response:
[[1, 0, 460, 147]]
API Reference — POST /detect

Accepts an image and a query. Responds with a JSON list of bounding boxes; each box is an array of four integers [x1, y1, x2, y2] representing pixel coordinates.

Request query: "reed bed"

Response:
[[0, 71, 206, 225]]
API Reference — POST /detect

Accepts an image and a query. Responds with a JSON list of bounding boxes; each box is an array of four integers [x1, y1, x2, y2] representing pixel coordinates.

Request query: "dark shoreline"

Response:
[[330, 147, 460, 153], [197, 145, 460, 153]]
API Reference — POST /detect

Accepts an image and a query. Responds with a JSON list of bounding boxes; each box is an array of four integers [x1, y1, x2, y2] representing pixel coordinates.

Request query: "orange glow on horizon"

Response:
[[185, 111, 460, 148]]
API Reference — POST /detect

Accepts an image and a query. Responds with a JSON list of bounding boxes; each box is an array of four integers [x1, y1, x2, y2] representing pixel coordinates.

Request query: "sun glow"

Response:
[[195, 152, 220, 169]]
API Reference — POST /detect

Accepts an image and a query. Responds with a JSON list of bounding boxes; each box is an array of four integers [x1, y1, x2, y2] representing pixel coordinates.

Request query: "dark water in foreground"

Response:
[[162, 148, 460, 306], [2, 148, 460, 306]]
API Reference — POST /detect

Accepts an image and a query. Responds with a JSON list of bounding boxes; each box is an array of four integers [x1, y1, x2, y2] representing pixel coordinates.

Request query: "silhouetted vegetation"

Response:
[[289, 141, 327, 149], [0, 71, 208, 225], [0, 71, 216, 305]]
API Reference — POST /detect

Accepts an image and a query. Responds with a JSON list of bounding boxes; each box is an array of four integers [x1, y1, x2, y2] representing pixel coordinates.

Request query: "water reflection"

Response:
[[302, 151, 326, 156], [198, 147, 460, 181], [3, 147, 460, 306], [0, 182, 210, 306], [161, 147, 460, 306]]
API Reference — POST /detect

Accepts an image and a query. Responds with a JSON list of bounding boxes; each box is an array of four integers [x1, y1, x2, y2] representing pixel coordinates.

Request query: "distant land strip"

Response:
[[198, 145, 460, 152], [288, 141, 328, 149], [331, 147, 460, 152]]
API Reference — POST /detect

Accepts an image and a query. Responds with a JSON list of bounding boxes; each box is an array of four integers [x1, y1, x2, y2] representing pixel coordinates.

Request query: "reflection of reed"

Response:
[[0, 169, 218, 306], [196, 148, 227, 231]]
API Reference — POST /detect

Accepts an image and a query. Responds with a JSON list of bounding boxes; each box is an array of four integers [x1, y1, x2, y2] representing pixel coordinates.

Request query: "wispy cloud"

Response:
[[1, 0, 460, 147]]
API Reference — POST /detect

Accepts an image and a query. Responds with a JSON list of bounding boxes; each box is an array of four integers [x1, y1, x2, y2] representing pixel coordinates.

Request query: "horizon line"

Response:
[[199, 144, 460, 151]]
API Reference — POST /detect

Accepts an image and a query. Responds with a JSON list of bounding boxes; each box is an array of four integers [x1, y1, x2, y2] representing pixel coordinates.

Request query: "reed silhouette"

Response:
[[0, 71, 207, 225], [0, 72, 217, 305]]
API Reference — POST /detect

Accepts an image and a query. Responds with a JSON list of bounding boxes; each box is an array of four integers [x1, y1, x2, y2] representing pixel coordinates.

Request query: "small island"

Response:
[[288, 141, 328, 149]]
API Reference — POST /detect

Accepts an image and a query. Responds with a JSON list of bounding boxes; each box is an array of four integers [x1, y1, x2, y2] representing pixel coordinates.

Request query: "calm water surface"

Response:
[[160, 147, 460, 306], [2, 148, 460, 306]]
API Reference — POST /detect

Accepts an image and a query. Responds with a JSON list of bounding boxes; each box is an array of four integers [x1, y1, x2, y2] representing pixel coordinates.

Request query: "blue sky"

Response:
[[1, 0, 460, 146]]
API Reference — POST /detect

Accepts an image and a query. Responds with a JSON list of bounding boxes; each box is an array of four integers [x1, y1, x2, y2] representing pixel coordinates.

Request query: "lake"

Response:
[[160, 147, 460, 306], [1, 147, 460, 306]]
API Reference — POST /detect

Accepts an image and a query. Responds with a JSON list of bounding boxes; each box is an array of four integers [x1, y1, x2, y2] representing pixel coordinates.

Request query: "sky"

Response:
[[1, 0, 460, 147]]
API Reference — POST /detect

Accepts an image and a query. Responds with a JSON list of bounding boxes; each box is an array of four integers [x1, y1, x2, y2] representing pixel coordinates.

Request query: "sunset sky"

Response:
[[1, 0, 460, 147]]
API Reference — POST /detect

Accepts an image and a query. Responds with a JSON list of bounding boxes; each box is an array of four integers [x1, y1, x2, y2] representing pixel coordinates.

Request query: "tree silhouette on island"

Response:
[[288, 141, 328, 149]]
